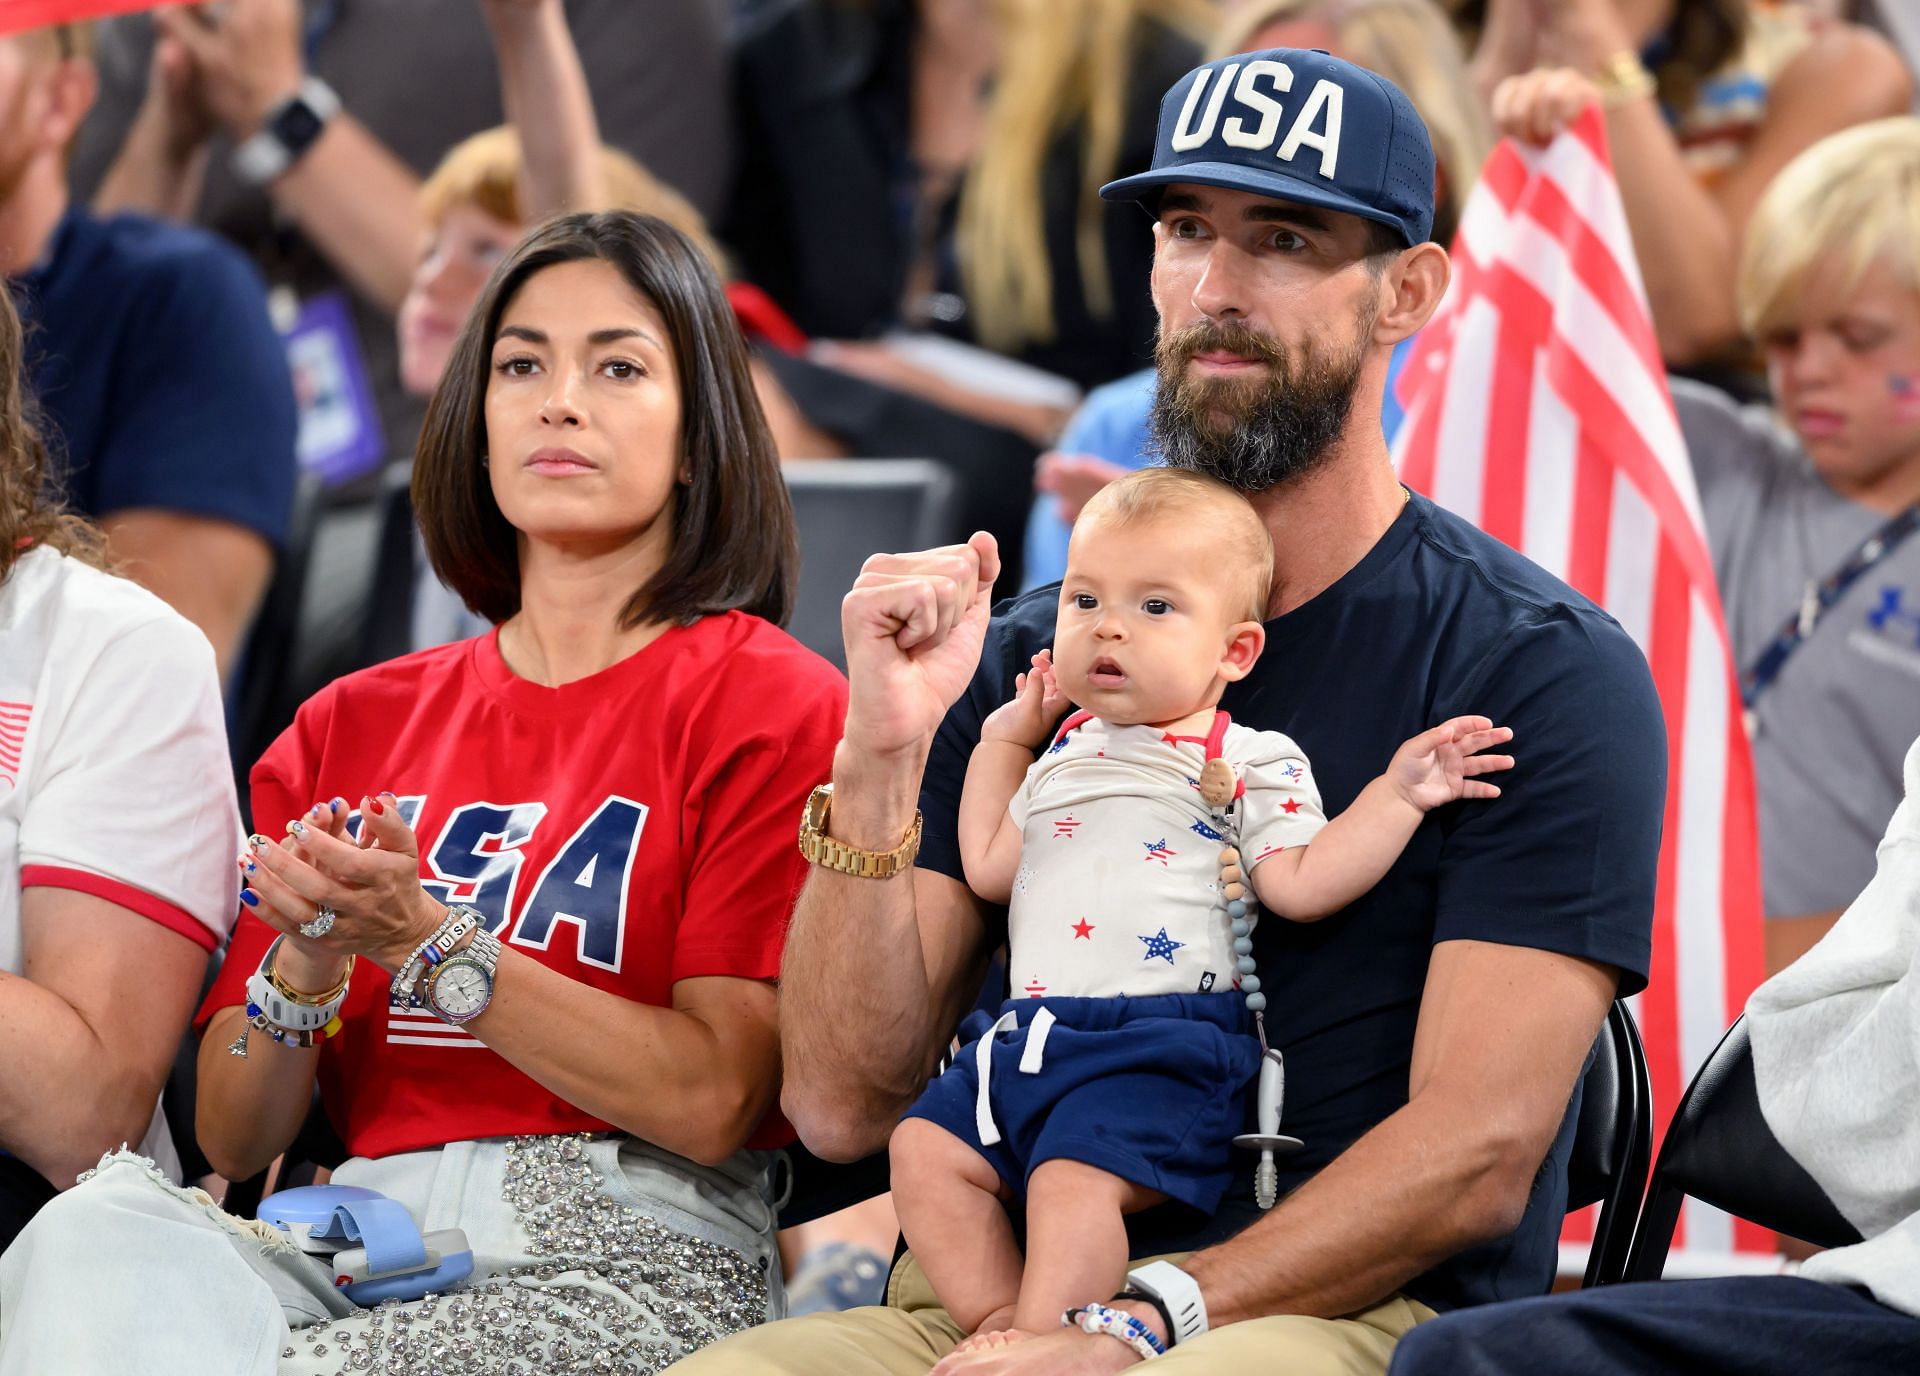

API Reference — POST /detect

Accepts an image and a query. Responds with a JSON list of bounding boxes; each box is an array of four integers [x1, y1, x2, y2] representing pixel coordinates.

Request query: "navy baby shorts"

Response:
[[903, 992, 1262, 1214]]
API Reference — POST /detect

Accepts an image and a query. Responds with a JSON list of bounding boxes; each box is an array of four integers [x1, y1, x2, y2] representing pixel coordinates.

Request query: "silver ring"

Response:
[[299, 905, 337, 939]]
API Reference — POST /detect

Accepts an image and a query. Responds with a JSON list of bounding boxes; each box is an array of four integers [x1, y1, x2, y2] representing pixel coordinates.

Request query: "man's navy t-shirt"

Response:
[[12, 208, 296, 547], [917, 490, 1665, 1312]]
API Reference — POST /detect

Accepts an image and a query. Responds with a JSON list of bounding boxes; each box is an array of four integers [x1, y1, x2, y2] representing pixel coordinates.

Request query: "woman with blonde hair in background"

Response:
[[1020, 0, 1493, 591]]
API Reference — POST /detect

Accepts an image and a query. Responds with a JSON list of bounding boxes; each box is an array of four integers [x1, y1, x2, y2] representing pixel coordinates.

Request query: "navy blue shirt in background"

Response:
[[917, 489, 1666, 1313], [12, 207, 296, 548]]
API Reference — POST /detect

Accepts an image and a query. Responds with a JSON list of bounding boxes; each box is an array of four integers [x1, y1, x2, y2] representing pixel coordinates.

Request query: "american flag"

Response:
[[0, 701, 29, 790], [1391, 108, 1769, 1269]]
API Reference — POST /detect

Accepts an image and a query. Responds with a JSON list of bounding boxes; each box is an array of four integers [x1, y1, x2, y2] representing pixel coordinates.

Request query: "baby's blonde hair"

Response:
[[1075, 468, 1273, 621], [1738, 116, 1920, 340]]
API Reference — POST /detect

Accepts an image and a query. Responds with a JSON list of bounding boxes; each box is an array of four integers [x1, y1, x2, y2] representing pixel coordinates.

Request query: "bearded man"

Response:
[[674, 48, 1666, 1376]]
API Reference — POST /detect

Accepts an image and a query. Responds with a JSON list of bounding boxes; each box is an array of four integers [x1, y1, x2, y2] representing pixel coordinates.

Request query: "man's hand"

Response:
[[1388, 716, 1515, 813], [842, 532, 1001, 758], [1035, 452, 1128, 526], [980, 649, 1069, 750], [141, 29, 217, 162], [154, 0, 305, 139]]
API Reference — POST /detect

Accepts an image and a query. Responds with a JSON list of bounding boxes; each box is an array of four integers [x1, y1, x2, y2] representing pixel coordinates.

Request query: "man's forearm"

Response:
[[780, 741, 974, 1158], [268, 115, 423, 314], [1185, 1087, 1525, 1323]]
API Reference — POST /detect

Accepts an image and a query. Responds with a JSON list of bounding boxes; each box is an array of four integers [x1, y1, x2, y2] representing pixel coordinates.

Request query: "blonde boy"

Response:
[[889, 468, 1513, 1360]]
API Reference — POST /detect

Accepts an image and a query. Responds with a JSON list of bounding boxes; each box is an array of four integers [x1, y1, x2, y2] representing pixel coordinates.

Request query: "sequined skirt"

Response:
[[0, 1134, 782, 1376]]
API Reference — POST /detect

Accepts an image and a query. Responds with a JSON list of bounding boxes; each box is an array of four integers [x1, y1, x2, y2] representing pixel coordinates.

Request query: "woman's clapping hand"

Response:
[[236, 793, 446, 982]]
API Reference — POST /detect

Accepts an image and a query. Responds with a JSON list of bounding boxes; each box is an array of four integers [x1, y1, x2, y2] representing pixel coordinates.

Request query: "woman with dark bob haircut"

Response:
[[0, 213, 848, 1375]]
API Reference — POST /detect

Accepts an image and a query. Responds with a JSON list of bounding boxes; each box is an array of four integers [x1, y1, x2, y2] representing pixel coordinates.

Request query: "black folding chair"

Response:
[[1565, 1000, 1654, 1287], [1623, 1016, 1862, 1281], [783, 459, 962, 668]]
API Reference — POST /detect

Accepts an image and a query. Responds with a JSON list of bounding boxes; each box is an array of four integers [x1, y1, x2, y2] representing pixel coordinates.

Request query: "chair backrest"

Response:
[[1564, 1000, 1653, 1286], [1623, 1016, 1863, 1281], [229, 468, 326, 791], [783, 460, 962, 667]]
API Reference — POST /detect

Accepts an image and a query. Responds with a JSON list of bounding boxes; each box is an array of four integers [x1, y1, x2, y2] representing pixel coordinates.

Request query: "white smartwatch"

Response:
[[1123, 1260, 1208, 1348]]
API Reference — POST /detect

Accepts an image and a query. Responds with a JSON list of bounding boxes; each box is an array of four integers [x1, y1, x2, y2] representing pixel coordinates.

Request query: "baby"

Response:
[[889, 467, 1513, 1361]]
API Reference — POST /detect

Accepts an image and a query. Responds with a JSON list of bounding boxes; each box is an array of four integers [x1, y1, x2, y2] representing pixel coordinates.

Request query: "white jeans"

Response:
[[0, 1134, 783, 1375]]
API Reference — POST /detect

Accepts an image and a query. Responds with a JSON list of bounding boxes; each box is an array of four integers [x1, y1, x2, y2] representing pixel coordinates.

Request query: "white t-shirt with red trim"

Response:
[[199, 612, 847, 1162], [1, 548, 242, 1178], [0, 546, 241, 965], [1004, 712, 1325, 999]]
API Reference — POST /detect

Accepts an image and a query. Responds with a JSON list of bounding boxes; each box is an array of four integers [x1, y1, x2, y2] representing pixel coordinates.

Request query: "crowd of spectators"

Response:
[[0, 0, 1916, 1373]]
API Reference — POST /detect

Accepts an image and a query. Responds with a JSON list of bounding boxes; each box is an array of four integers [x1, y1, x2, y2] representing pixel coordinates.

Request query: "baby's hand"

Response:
[[980, 650, 1071, 750], [1388, 716, 1515, 812]]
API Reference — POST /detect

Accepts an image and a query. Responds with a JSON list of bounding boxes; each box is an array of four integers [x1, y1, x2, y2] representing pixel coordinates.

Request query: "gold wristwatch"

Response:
[[797, 784, 922, 878]]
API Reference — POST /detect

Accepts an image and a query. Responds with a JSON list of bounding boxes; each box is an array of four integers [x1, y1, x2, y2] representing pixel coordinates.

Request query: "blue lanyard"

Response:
[[1739, 503, 1920, 719], [304, 0, 343, 66]]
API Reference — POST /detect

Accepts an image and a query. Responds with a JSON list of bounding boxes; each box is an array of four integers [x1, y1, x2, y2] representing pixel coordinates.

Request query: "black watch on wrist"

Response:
[[233, 77, 341, 185]]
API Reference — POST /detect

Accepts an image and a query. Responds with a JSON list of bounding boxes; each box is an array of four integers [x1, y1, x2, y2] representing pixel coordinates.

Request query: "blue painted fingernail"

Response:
[[330, 797, 346, 813], [239, 889, 259, 907]]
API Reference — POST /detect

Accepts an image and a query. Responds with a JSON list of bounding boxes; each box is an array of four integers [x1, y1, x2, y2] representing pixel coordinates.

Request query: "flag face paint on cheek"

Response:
[[1887, 375, 1920, 421]]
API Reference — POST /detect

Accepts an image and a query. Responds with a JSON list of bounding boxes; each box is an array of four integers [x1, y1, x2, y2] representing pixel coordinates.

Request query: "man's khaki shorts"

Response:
[[668, 1250, 1437, 1375]]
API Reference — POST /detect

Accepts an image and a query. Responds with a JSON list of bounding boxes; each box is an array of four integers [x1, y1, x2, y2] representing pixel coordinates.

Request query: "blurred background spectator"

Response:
[[1451, 0, 1911, 388], [0, 277, 240, 1250], [73, 0, 730, 484], [729, 0, 1214, 586], [1020, 0, 1493, 590], [1492, 54, 1920, 974], [2, 23, 295, 682]]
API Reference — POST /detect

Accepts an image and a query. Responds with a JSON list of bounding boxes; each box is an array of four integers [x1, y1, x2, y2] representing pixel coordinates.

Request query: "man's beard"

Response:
[[1149, 303, 1375, 494]]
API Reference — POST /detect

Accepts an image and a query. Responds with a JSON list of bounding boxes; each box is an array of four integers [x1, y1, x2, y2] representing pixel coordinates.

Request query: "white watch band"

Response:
[[232, 76, 341, 185], [1126, 1261, 1208, 1347]]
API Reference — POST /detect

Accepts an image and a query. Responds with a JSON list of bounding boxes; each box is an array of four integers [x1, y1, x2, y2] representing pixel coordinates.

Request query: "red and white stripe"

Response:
[[1392, 108, 1769, 1268], [385, 1004, 485, 1050], [0, 701, 31, 789]]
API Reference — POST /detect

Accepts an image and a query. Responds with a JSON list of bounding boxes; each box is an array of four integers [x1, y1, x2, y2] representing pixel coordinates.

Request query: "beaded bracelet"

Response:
[[1066, 1302, 1164, 1361], [391, 909, 477, 1007]]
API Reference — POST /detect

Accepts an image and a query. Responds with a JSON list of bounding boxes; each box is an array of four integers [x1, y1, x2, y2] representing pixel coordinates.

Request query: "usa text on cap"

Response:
[[1101, 48, 1436, 248]]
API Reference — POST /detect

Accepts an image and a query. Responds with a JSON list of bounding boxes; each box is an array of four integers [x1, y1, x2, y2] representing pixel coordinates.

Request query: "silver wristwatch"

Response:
[[1124, 1260, 1209, 1347], [424, 927, 501, 1025]]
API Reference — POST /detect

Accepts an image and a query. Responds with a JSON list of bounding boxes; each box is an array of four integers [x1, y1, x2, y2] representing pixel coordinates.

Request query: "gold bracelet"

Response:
[[267, 946, 355, 1006], [1594, 50, 1657, 108]]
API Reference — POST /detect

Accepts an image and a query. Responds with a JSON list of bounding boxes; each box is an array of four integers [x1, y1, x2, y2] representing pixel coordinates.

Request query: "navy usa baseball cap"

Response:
[[1101, 48, 1435, 247]]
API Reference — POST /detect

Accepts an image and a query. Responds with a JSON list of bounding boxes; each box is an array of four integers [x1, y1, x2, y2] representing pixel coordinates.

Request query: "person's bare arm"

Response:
[[780, 534, 1008, 1161], [959, 750, 1028, 906], [91, 36, 213, 222], [959, 652, 1068, 904], [2, 889, 208, 1189], [481, 0, 605, 220], [1254, 718, 1513, 922], [1179, 942, 1616, 1323], [153, 0, 423, 314], [101, 511, 272, 684]]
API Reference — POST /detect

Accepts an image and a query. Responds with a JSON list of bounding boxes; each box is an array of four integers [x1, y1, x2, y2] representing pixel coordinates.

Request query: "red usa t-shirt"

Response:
[[197, 612, 846, 1160]]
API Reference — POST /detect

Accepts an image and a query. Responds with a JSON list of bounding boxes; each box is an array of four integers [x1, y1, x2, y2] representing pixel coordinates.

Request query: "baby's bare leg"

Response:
[[1010, 1159, 1166, 1336], [889, 1117, 1023, 1332]]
